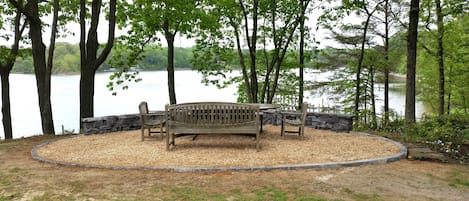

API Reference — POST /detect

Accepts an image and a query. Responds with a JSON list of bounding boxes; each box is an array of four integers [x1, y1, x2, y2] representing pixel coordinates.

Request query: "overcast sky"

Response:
[[1, 5, 358, 49]]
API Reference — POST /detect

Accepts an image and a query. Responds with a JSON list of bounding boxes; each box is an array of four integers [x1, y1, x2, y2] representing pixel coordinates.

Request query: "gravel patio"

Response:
[[33, 125, 406, 171]]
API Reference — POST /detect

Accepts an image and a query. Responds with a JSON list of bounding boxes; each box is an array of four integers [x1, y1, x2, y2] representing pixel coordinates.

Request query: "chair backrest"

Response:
[[139, 101, 149, 122]]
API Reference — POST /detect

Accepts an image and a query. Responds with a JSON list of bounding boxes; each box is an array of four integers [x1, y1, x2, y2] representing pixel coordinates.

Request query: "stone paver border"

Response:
[[31, 131, 407, 172]]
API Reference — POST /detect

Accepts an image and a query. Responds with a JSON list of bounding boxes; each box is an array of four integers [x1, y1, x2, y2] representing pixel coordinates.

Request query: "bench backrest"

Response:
[[166, 102, 260, 128]]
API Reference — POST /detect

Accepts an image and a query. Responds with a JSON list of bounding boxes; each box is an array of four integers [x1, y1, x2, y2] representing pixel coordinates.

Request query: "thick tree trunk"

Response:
[[0, 3, 24, 139], [0, 72, 13, 139], [79, 0, 116, 129], [80, 68, 96, 125], [405, 0, 420, 125], [436, 0, 445, 115], [80, 0, 100, 126], [28, 0, 55, 135]]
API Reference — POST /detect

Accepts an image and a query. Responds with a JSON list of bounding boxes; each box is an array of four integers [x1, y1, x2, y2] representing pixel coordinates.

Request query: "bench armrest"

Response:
[[281, 111, 302, 115]]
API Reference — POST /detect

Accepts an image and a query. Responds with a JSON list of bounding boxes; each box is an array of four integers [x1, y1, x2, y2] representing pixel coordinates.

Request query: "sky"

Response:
[[1, 3, 360, 49], [50, 18, 333, 49]]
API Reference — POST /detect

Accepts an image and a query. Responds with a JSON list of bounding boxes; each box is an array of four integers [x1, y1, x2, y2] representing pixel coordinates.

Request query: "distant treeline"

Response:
[[12, 42, 363, 74], [13, 42, 194, 74]]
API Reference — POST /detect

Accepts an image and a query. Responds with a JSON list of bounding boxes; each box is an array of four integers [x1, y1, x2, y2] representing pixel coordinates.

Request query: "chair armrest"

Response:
[[281, 111, 302, 115]]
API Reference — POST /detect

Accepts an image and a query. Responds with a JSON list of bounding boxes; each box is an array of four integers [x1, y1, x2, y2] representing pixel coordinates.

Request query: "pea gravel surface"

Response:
[[35, 126, 403, 169]]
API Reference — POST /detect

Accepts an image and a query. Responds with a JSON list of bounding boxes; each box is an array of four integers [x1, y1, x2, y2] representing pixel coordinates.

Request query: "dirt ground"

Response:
[[1, 131, 468, 200]]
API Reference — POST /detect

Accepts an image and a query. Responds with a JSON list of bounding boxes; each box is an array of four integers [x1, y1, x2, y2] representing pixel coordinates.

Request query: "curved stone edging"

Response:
[[31, 131, 407, 172]]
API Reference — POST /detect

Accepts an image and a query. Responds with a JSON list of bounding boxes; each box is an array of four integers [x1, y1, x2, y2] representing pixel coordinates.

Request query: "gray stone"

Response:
[[81, 111, 354, 135]]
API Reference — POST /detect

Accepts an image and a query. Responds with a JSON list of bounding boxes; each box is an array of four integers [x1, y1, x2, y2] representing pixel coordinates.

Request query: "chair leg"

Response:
[[300, 127, 304, 140], [281, 121, 285, 137], [141, 127, 145, 141], [160, 125, 164, 140], [166, 132, 170, 151]]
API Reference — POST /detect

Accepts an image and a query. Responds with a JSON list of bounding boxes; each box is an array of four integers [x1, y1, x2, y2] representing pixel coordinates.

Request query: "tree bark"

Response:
[[298, 0, 306, 110], [164, 22, 177, 105], [0, 3, 25, 139], [10, 0, 55, 134], [28, 0, 55, 134], [79, 0, 116, 129], [383, 0, 390, 125], [230, 19, 252, 103], [436, 0, 445, 115], [370, 67, 377, 128], [405, 0, 420, 125], [447, 65, 453, 114], [0, 72, 13, 139], [354, 12, 373, 123]]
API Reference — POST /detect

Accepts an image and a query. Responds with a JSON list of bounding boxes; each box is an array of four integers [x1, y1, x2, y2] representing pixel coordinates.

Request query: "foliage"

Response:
[[11, 43, 193, 74], [411, 114, 469, 144], [417, 14, 469, 114], [192, 0, 317, 104]]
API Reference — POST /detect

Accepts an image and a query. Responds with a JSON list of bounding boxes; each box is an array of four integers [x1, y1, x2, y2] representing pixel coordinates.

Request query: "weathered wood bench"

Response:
[[165, 102, 260, 151]]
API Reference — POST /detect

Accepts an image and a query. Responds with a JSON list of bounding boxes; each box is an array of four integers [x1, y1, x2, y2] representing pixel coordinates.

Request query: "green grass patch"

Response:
[[67, 181, 87, 194], [0, 193, 22, 201], [253, 187, 288, 201], [145, 186, 342, 201], [449, 170, 469, 187], [293, 197, 344, 201], [343, 188, 382, 201], [163, 186, 225, 201], [30, 192, 79, 201], [0, 171, 13, 187], [113, 198, 146, 201]]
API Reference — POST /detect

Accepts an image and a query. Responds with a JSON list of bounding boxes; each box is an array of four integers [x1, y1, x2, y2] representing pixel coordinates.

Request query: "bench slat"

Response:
[[166, 102, 260, 151]]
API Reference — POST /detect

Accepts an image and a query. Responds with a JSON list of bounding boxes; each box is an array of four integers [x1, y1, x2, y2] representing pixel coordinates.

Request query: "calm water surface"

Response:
[[1, 70, 425, 139]]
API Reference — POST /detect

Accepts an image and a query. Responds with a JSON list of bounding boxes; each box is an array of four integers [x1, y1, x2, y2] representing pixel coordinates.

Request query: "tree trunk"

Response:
[[80, 67, 96, 122], [249, 0, 259, 103], [0, 3, 24, 139], [298, 0, 305, 110], [354, 13, 372, 123], [28, 0, 55, 134], [0, 72, 13, 139], [166, 34, 177, 104], [436, 0, 445, 116], [384, 0, 390, 125], [163, 18, 177, 105], [231, 19, 252, 103], [79, 0, 116, 129], [405, 0, 420, 125], [462, 93, 467, 115], [370, 67, 377, 128], [447, 65, 453, 114]]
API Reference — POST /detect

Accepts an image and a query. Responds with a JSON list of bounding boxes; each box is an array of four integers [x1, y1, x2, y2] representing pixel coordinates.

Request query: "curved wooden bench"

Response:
[[166, 102, 260, 151]]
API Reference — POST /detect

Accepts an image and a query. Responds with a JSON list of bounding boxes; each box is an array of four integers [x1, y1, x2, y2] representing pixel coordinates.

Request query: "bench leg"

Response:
[[166, 132, 170, 151]]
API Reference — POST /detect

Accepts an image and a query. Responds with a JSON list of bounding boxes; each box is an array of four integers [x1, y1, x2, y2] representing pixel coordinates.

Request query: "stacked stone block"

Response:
[[81, 110, 353, 135]]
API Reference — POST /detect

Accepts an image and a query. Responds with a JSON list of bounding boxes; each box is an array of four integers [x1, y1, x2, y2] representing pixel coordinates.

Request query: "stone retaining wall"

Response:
[[82, 111, 354, 135]]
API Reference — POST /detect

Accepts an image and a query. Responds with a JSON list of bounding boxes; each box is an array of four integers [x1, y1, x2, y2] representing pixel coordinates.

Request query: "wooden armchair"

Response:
[[280, 103, 308, 139], [138, 101, 166, 141]]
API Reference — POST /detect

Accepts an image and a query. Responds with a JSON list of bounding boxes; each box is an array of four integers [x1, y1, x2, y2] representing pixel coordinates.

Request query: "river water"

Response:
[[1, 70, 425, 139]]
